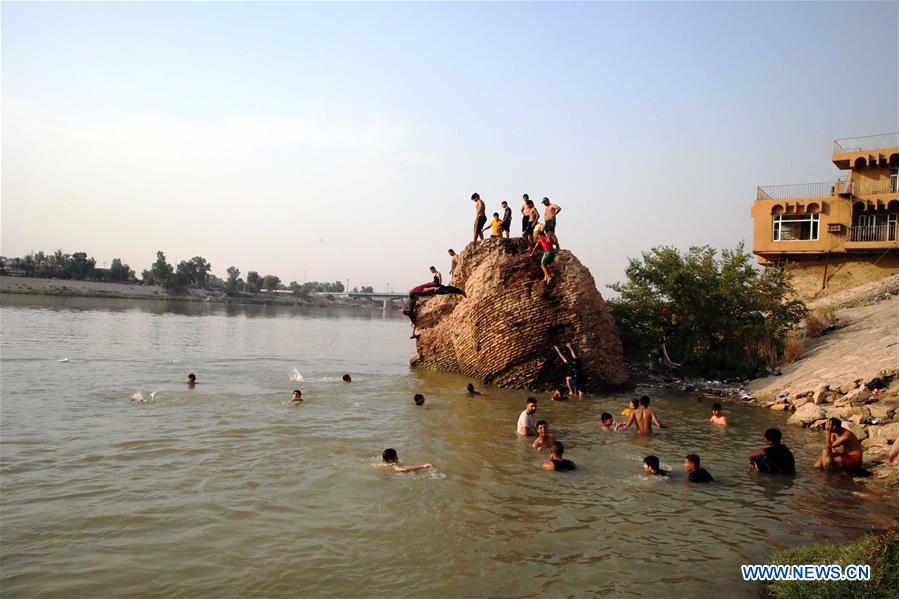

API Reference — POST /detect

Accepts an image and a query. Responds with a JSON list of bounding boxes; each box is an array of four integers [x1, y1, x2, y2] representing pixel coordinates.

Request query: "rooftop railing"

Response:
[[844, 179, 899, 196], [833, 132, 899, 153], [757, 182, 835, 201]]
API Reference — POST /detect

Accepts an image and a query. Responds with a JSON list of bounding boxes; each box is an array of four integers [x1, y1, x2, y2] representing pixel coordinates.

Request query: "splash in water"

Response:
[[289, 368, 304, 382], [130, 390, 160, 404], [58, 358, 69, 363]]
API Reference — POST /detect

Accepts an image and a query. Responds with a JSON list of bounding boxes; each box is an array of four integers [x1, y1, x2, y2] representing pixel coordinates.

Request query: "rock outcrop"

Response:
[[410, 237, 627, 391]]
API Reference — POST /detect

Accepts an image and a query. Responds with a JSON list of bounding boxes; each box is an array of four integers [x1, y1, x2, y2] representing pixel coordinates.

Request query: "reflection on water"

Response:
[[1, 297, 896, 597]]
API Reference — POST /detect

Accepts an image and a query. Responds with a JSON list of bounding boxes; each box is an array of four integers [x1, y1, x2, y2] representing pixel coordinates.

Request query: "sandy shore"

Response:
[[0, 276, 170, 298]]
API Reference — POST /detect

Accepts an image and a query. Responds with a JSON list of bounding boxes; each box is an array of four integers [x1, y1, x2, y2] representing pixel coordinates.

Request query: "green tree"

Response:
[[108, 258, 135, 283], [189, 256, 211, 288], [289, 281, 304, 296], [262, 274, 281, 292], [608, 243, 807, 377], [225, 266, 241, 293], [145, 251, 174, 287], [68, 252, 96, 280], [245, 271, 262, 293]]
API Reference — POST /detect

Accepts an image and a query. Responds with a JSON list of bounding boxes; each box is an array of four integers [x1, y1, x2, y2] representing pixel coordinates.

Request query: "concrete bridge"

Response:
[[312, 291, 407, 301]]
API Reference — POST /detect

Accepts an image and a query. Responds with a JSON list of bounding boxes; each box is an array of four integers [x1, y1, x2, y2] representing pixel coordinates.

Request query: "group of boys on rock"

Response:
[[471, 192, 562, 284], [402, 192, 564, 338]]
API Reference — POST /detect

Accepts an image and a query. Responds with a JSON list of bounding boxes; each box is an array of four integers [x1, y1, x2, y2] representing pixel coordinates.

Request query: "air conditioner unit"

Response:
[[827, 223, 844, 233]]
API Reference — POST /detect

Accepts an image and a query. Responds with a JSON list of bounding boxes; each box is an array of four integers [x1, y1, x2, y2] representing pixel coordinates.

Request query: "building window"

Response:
[[851, 213, 897, 241], [773, 213, 819, 241], [891, 167, 898, 193]]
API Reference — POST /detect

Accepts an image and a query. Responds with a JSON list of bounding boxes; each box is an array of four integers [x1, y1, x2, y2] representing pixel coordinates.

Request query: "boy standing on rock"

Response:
[[472, 193, 486, 242], [541, 197, 562, 249], [530, 230, 556, 284], [501, 201, 512, 238]]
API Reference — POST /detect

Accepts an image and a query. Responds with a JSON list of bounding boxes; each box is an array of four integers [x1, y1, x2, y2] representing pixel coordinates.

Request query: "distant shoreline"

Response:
[[0, 275, 388, 309]]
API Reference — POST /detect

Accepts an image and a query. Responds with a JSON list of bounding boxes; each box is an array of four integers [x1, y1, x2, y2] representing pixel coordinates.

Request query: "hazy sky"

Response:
[[2, 2, 897, 292]]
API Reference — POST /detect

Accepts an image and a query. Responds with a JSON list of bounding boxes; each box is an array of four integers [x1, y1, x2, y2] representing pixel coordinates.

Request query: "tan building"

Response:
[[751, 133, 899, 297]]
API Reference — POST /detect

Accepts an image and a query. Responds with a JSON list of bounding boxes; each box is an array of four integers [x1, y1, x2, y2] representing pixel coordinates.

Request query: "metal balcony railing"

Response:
[[845, 179, 899, 196], [757, 182, 835, 201], [833, 133, 899, 153], [848, 224, 897, 242]]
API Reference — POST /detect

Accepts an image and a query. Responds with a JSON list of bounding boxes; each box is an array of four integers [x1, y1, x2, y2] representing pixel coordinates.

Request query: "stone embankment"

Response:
[[746, 277, 899, 487], [410, 237, 628, 391]]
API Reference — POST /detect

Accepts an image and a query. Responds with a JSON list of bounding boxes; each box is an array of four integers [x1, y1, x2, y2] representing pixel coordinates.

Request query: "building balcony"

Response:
[[845, 224, 899, 252], [833, 133, 899, 153], [832, 132, 899, 169], [756, 182, 835, 202], [839, 179, 899, 197]]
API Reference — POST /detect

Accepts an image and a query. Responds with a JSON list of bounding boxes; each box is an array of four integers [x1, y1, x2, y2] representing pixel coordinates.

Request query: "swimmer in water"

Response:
[[643, 455, 669, 477], [683, 454, 714, 483], [413, 393, 425, 406], [624, 395, 666, 435], [381, 448, 433, 473], [542, 441, 575, 471], [621, 397, 639, 418], [598, 412, 624, 432], [467, 383, 481, 396], [550, 387, 568, 401], [187, 373, 197, 388], [286, 389, 302, 405], [517, 398, 538, 436], [532, 420, 555, 451], [709, 403, 729, 426], [342, 374, 352, 383]]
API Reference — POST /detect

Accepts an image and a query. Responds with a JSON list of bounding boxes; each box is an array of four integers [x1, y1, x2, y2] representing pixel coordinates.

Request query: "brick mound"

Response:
[[410, 237, 627, 391]]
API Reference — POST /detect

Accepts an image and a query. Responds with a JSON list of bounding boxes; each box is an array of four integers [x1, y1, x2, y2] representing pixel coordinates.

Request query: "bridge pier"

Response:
[[383, 299, 389, 310]]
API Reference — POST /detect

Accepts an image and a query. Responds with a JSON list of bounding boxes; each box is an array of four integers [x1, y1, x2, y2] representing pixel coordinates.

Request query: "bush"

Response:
[[608, 243, 808, 377], [768, 528, 899, 598], [783, 331, 805, 363], [804, 314, 826, 338]]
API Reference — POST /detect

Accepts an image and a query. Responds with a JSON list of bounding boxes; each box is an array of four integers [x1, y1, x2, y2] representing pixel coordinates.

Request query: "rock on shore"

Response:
[[410, 237, 627, 391]]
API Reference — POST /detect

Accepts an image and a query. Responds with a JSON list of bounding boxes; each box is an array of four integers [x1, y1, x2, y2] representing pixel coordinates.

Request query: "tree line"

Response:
[[0, 250, 354, 297]]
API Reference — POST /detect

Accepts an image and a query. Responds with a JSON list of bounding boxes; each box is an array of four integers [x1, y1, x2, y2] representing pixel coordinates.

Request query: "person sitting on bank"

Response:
[[286, 389, 302, 405], [530, 230, 556, 284], [186, 373, 197, 388], [542, 441, 576, 471], [517, 398, 538, 436], [532, 420, 556, 451], [413, 393, 425, 406], [815, 417, 863, 472], [876, 437, 899, 467], [381, 448, 433, 473], [550, 387, 568, 401], [643, 455, 669, 477], [342, 374, 352, 383], [482, 212, 503, 238], [709, 403, 729, 426], [466, 383, 481, 396], [683, 453, 714, 483], [748, 428, 795, 475], [429, 266, 443, 286]]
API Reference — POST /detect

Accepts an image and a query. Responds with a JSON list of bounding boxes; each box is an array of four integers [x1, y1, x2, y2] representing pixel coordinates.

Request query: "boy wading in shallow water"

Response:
[[542, 441, 575, 471], [709, 403, 728, 426], [748, 428, 795, 475], [530, 231, 556, 284], [624, 396, 666, 434], [683, 454, 714, 483], [532, 420, 555, 451], [381, 448, 433, 473]]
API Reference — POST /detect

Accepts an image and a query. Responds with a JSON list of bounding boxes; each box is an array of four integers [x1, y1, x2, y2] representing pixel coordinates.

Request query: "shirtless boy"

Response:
[[541, 197, 562, 249], [286, 389, 302, 405], [186, 373, 197, 388], [522, 199, 539, 246], [472, 193, 486, 242], [381, 448, 433, 473], [709, 403, 729, 426], [599, 413, 623, 432], [624, 395, 666, 434], [448, 249, 459, 284], [815, 417, 863, 472], [532, 420, 556, 451]]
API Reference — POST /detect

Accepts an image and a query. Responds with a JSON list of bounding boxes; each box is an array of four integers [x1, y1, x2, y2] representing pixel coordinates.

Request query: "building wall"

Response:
[[782, 253, 899, 300]]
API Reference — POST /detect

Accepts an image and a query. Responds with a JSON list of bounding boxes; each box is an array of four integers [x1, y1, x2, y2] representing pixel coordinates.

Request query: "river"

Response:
[[1, 296, 896, 597]]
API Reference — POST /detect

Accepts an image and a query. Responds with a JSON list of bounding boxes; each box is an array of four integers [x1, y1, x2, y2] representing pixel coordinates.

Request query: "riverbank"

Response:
[[0, 275, 386, 309], [629, 275, 899, 493]]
